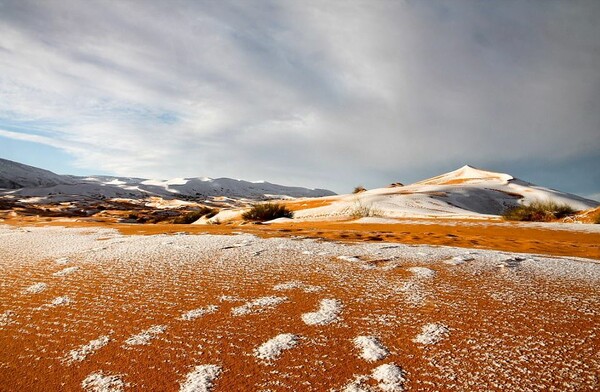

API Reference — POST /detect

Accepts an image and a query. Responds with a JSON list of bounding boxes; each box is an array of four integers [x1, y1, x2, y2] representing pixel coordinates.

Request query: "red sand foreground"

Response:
[[0, 219, 599, 391]]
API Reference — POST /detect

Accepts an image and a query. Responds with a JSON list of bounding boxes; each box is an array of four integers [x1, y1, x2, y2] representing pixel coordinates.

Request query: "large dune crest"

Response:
[[291, 165, 598, 220]]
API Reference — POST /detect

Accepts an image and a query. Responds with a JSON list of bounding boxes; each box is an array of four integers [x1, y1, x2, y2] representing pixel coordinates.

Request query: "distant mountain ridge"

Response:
[[0, 158, 336, 201]]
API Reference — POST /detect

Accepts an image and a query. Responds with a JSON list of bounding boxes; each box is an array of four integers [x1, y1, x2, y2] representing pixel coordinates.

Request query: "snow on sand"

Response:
[[179, 365, 222, 392], [180, 305, 219, 321], [254, 333, 300, 361], [81, 372, 124, 392], [124, 325, 167, 346], [302, 299, 343, 325], [65, 335, 110, 364], [413, 323, 450, 345], [353, 336, 389, 362], [231, 296, 287, 316]]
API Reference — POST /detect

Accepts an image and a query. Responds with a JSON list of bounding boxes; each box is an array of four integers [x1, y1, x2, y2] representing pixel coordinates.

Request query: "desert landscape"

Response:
[[1, 1, 599, 391], [1, 158, 599, 391]]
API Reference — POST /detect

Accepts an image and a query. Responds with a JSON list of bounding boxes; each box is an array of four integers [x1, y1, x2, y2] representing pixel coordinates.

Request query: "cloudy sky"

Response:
[[0, 0, 598, 197]]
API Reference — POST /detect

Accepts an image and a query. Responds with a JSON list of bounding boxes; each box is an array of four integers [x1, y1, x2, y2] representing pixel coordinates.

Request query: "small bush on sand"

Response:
[[242, 202, 293, 221], [353, 185, 366, 194], [348, 199, 383, 219], [502, 201, 576, 222], [594, 214, 600, 224], [173, 207, 218, 224]]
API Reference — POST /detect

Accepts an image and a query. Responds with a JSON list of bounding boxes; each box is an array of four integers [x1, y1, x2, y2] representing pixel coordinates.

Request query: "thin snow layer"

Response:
[[341, 376, 374, 392], [254, 333, 299, 361], [372, 363, 407, 392], [273, 280, 322, 293], [50, 296, 71, 306], [65, 335, 110, 363], [444, 254, 475, 265], [302, 299, 343, 325], [81, 372, 124, 392], [179, 364, 222, 392], [231, 296, 287, 316], [398, 281, 426, 306], [0, 310, 15, 327], [124, 325, 166, 346], [338, 255, 362, 263], [406, 267, 436, 279], [180, 305, 219, 321], [23, 282, 47, 294], [413, 323, 450, 345], [53, 266, 79, 276], [353, 336, 389, 362]]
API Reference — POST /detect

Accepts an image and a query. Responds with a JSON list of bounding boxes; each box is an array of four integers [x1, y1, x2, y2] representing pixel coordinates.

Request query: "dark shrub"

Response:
[[502, 201, 576, 222], [173, 207, 218, 224], [242, 202, 293, 221], [353, 185, 366, 194]]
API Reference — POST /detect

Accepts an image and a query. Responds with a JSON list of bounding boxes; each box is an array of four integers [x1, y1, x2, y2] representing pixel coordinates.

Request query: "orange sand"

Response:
[[3, 217, 598, 260]]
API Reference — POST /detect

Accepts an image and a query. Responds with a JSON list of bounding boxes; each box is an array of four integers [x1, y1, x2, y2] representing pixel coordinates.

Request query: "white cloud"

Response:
[[0, 0, 598, 193]]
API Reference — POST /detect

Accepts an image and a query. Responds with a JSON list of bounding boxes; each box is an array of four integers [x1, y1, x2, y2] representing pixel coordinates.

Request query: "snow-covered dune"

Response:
[[293, 165, 598, 220]]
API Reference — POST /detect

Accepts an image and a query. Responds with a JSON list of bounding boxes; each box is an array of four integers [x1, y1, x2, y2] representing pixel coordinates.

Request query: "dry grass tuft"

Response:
[[502, 201, 576, 222]]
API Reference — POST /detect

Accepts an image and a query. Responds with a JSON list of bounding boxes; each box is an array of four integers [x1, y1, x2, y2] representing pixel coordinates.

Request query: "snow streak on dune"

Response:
[[180, 305, 219, 321], [413, 323, 450, 345], [23, 282, 47, 294], [254, 333, 299, 361], [231, 296, 287, 316], [302, 299, 343, 325], [65, 335, 110, 364], [353, 336, 389, 362], [81, 372, 124, 392], [179, 365, 222, 392], [124, 325, 166, 346]]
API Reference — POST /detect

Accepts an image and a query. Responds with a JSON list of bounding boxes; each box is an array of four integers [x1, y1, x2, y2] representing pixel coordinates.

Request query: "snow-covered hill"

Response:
[[0, 158, 335, 201], [0, 158, 75, 189], [292, 165, 599, 220]]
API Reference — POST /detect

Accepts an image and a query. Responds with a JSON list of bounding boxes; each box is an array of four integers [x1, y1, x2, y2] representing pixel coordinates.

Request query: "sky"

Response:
[[0, 0, 598, 198]]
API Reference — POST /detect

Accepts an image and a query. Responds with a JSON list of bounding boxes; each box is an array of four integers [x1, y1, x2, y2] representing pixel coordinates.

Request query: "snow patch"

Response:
[[23, 282, 47, 294], [444, 255, 474, 265], [53, 266, 79, 276], [124, 325, 167, 346], [407, 267, 436, 279], [231, 296, 287, 316], [254, 333, 299, 361], [372, 363, 406, 392], [273, 280, 322, 293], [65, 335, 110, 363], [301, 299, 343, 325], [338, 255, 362, 263], [413, 323, 449, 345], [180, 305, 219, 321], [50, 296, 72, 306], [0, 310, 15, 327], [179, 364, 222, 392], [81, 372, 124, 392], [341, 375, 374, 392], [353, 336, 389, 362]]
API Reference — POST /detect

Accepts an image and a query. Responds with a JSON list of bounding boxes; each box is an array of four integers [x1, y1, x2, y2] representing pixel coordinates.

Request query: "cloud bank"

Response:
[[0, 0, 598, 193]]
